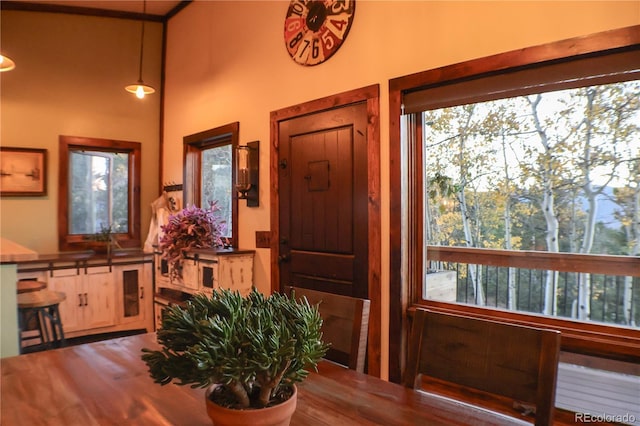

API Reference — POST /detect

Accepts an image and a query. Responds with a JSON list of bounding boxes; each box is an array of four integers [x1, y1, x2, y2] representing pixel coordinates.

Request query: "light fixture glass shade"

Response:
[[126, 0, 154, 99], [0, 54, 16, 72], [125, 81, 155, 99], [235, 145, 251, 197]]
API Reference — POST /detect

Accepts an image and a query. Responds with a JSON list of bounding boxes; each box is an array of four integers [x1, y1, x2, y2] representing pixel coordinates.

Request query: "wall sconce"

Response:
[[235, 140, 259, 207]]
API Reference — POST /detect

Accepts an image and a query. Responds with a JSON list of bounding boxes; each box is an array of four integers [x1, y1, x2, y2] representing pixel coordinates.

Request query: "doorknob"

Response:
[[278, 254, 291, 263]]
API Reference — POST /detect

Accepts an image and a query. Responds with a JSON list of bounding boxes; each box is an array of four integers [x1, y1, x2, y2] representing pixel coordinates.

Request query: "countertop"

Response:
[[0, 237, 38, 263], [3, 249, 152, 266]]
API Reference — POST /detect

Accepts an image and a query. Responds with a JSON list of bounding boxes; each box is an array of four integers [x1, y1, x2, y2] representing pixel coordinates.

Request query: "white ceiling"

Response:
[[5, 1, 185, 18]]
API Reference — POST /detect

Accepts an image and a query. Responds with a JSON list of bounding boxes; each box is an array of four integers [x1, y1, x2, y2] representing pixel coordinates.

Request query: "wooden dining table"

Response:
[[1, 332, 530, 425]]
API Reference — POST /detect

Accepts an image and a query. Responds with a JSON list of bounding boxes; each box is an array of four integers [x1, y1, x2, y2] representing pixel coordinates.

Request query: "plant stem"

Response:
[[228, 381, 250, 408]]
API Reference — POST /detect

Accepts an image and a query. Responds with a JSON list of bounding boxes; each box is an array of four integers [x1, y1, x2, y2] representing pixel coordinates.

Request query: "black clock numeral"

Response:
[[288, 1, 306, 17], [289, 32, 304, 49], [311, 38, 320, 59], [297, 39, 310, 58]]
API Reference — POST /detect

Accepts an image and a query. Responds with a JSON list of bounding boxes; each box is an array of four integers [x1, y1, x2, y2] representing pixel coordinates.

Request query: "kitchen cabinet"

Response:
[[202, 253, 254, 296], [47, 266, 115, 333], [16, 252, 154, 340], [154, 249, 254, 330], [154, 250, 254, 296], [154, 255, 198, 292]]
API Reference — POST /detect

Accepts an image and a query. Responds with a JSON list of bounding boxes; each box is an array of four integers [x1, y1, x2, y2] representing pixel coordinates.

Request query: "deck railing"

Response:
[[424, 246, 640, 328]]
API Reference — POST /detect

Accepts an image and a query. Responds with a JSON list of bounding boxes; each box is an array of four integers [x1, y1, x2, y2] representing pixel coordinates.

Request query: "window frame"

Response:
[[183, 122, 239, 248], [388, 26, 640, 383], [58, 135, 141, 251]]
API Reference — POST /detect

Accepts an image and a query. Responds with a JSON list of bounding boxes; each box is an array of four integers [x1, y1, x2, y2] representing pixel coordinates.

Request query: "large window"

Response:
[[421, 81, 639, 323], [184, 122, 239, 247], [58, 135, 141, 251], [388, 26, 640, 382]]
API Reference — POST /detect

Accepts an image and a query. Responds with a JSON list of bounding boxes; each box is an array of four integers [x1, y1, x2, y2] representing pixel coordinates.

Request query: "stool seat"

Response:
[[17, 280, 47, 294], [17, 290, 66, 308]]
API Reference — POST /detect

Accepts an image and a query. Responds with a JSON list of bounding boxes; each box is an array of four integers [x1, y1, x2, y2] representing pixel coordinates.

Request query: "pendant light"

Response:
[[0, 54, 16, 72], [125, 0, 155, 99]]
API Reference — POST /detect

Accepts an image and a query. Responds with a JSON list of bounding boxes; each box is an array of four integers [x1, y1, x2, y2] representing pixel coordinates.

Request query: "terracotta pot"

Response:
[[204, 385, 297, 426]]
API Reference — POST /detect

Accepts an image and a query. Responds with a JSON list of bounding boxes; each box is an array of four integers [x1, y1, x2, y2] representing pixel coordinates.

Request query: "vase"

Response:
[[204, 384, 297, 426]]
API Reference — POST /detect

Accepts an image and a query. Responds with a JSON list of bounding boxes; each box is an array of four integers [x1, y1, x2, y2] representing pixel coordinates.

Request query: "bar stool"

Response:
[[17, 289, 66, 353]]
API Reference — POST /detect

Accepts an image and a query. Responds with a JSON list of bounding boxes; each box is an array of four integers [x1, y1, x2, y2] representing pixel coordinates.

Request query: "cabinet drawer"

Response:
[[51, 268, 80, 278], [86, 266, 111, 275]]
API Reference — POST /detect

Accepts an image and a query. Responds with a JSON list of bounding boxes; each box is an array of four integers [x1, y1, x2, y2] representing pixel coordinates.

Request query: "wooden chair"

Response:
[[404, 308, 560, 426], [289, 287, 370, 373]]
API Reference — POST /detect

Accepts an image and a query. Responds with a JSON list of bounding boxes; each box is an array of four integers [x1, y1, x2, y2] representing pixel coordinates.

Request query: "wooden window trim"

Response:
[[58, 135, 141, 251], [388, 25, 640, 383], [183, 122, 239, 248]]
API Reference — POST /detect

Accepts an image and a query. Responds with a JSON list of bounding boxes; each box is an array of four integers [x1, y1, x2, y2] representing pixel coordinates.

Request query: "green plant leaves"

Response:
[[141, 288, 328, 409]]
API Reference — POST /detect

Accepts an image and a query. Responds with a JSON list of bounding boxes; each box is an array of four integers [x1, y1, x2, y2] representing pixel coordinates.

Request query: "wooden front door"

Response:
[[271, 85, 380, 377], [278, 102, 368, 299]]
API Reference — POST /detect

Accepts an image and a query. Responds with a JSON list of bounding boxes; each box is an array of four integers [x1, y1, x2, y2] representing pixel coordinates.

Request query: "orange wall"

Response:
[[162, 0, 639, 378]]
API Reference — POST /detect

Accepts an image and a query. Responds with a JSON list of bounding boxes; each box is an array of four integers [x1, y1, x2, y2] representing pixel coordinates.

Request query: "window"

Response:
[[58, 135, 141, 251], [388, 26, 640, 382], [421, 80, 639, 319], [184, 122, 239, 247]]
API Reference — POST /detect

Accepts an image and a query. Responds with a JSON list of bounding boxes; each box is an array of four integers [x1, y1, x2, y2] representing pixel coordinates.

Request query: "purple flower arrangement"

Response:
[[159, 202, 225, 272]]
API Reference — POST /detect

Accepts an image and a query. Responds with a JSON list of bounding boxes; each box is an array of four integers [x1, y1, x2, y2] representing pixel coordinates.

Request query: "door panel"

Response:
[[279, 102, 368, 299], [84, 267, 116, 330], [48, 269, 82, 333]]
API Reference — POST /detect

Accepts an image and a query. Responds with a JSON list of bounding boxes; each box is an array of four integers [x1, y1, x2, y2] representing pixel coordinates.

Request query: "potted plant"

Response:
[[85, 224, 121, 255], [141, 289, 328, 426], [159, 202, 225, 278]]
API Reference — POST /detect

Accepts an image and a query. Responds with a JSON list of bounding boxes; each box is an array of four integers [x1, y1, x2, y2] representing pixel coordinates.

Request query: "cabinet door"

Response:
[[115, 264, 151, 326], [198, 258, 218, 295], [47, 269, 82, 333], [155, 253, 171, 289], [83, 266, 116, 330], [218, 255, 254, 296], [179, 259, 199, 292], [154, 301, 169, 331]]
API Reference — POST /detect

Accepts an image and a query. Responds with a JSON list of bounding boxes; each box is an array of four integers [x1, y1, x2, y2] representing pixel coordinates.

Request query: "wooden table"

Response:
[[0, 333, 529, 425]]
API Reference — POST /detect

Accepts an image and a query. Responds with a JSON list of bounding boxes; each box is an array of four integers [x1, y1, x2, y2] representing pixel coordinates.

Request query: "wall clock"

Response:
[[284, 0, 356, 66]]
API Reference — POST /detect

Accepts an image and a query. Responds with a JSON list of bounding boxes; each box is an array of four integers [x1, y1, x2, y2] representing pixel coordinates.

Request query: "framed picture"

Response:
[[0, 147, 47, 196]]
